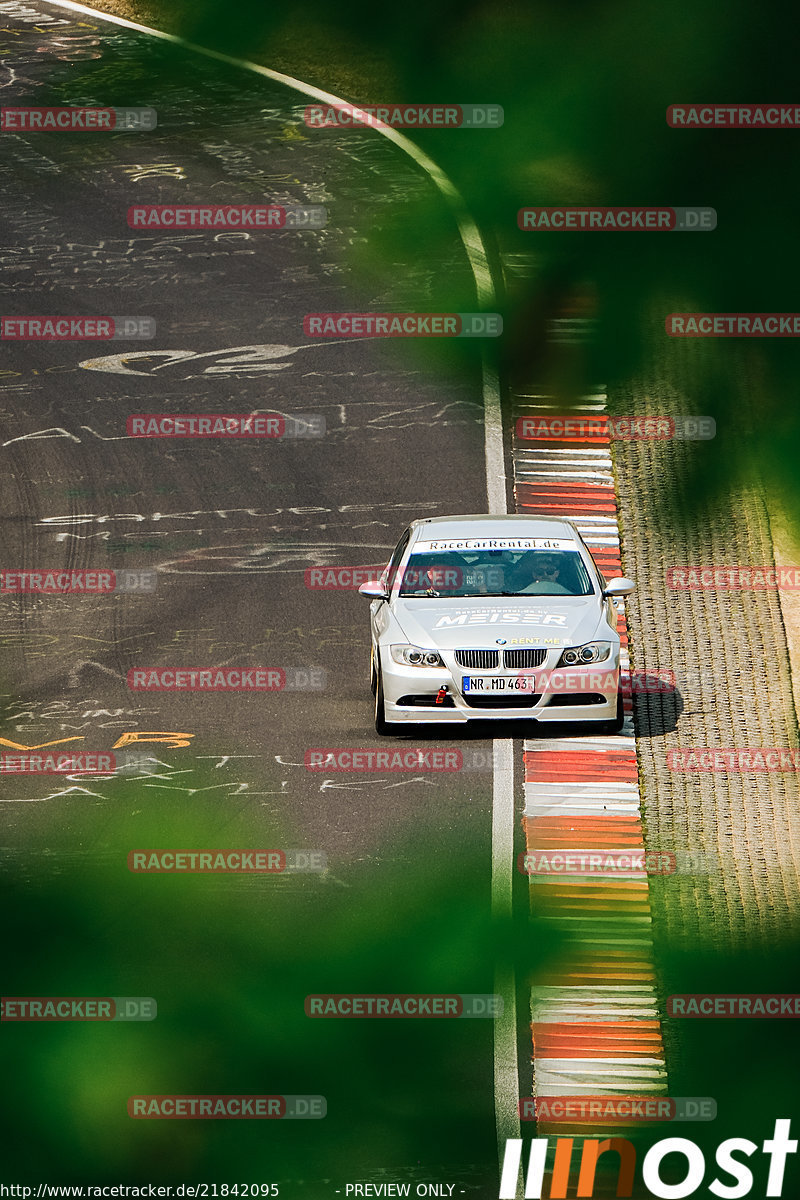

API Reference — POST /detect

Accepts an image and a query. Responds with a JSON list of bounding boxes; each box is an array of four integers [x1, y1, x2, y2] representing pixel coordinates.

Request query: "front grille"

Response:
[[546, 693, 607, 707], [463, 694, 541, 709], [455, 649, 499, 670], [503, 648, 547, 669]]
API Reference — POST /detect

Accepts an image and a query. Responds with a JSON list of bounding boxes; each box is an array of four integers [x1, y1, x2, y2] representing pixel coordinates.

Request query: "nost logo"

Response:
[[499, 1119, 797, 1199]]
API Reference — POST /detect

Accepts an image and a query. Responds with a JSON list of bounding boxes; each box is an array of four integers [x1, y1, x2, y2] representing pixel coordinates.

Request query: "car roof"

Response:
[[408, 515, 580, 542]]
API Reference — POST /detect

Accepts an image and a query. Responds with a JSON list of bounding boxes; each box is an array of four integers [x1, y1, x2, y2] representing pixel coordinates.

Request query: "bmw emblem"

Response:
[[496, 639, 507, 645]]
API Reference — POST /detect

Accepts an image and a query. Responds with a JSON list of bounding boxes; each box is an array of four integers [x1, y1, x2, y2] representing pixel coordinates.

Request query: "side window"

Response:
[[384, 530, 411, 592], [575, 530, 605, 591]]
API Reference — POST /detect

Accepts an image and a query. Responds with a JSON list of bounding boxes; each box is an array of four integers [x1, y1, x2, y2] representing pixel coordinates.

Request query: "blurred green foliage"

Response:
[[9, 1, 800, 1189]]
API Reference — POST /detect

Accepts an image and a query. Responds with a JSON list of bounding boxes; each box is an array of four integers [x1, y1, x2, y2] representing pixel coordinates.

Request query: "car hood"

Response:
[[392, 596, 603, 649]]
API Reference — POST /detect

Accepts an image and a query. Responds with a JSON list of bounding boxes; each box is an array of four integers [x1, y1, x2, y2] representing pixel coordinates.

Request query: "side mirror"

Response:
[[603, 577, 635, 598], [358, 581, 389, 600]]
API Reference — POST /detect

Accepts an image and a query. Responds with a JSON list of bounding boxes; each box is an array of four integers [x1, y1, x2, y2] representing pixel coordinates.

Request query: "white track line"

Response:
[[491, 739, 521, 1165]]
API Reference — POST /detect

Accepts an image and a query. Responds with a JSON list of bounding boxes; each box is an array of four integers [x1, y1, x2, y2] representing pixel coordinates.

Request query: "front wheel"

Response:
[[374, 668, 391, 735], [370, 646, 377, 695], [596, 691, 625, 735]]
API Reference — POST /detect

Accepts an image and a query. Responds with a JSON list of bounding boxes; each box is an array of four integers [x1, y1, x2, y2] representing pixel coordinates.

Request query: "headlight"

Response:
[[557, 641, 612, 666], [390, 645, 444, 668]]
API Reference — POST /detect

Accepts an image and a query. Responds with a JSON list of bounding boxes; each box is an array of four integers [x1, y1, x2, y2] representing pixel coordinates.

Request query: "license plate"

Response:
[[463, 675, 537, 693]]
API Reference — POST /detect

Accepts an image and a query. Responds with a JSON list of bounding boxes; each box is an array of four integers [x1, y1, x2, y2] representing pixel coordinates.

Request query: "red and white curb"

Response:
[[513, 390, 667, 1136]]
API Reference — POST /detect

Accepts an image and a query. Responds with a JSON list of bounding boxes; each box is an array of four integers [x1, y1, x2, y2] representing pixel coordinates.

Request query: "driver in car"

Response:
[[514, 553, 572, 595]]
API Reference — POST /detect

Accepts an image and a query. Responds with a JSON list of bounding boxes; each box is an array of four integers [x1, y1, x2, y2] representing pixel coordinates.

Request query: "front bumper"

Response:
[[378, 647, 620, 724]]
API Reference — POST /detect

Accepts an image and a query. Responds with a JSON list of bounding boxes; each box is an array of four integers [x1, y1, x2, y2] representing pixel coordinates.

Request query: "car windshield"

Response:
[[398, 548, 595, 597]]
